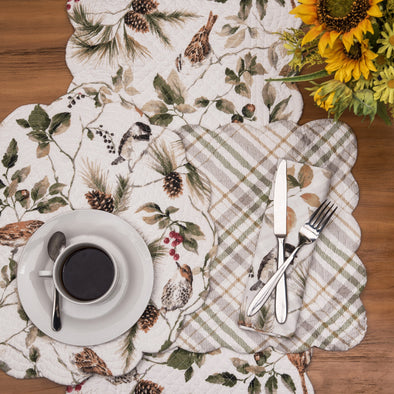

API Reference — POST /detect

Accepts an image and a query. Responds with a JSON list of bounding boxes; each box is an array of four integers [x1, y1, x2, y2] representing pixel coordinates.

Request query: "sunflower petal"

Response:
[[342, 33, 354, 52], [302, 25, 323, 45], [367, 5, 382, 17]]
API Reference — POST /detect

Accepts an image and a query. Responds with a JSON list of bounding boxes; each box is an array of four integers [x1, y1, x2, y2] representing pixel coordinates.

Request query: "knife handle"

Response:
[[275, 237, 287, 324]]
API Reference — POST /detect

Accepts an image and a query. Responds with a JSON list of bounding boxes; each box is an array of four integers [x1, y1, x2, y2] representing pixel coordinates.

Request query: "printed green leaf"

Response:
[[142, 100, 168, 114], [159, 339, 173, 352], [248, 377, 262, 394], [15, 190, 30, 208], [225, 28, 246, 48], [49, 112, 71, 135], [1, 266, 9, 284], [16, 119, 30, 128], [36, 142, 50, 158], [194, 97, 210, 108], [216, 99, 235, 114], [165, 206, 179, 215], [231, 358, 250, 374], [287, 174, 301, 189], [31, 176, 49, 202], [24, 368, 37, 378], [29, 347, 40, 362], [18, 306, 29, 322], [28, 105, 50, 131], [265, 375, 278, 393], [167, 70, 186, 105], [149, 113, 174, 127], [153, 74, 179, 105], [184, 222, 204, 237], [225, 68, 240, 84], [184, 366, 194, 382], [11, 166, 31, 183], [281, 373, 296, 393], [27, 130, 49, 143], [158, 217, 170, 229], [49, 183, 66, 195], [175, 104, 196, 114], [206, 372, 237, 387], [136, 202, 162, 213], [8, 259, 17, 281], [112, 66, 123, 89], [143, 214, 166, 225], [262, 83, 276, 110], [239, 0, 253, 20], [87, 129, 94, 140], [269, 96, 291, 122], [0, 179, 5, 189], [167, 348, 195, 370], [182, 236, 198, 253], [0, 361, 10, 373], [2, 139, 18, 169], [235, 82, 251, 98], [36, 196, 67, 213]]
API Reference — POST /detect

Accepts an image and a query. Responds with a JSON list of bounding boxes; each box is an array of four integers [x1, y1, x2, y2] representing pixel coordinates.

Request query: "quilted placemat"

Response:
[[65, 0, 304, 132], [175, 119, 367, 354], [0, 86, 216, 384], [72, 347, 314, 393]]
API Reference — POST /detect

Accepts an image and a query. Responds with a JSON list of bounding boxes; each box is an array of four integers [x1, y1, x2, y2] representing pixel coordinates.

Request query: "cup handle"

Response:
[[38, 270, 53, 277]]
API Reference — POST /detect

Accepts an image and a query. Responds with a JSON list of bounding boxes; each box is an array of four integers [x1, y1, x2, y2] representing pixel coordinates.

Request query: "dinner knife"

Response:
[[273, 159, 287, 324]]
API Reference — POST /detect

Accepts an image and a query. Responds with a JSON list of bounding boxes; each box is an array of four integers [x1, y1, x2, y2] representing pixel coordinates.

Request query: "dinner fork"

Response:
[[247, 200, 337, 317]]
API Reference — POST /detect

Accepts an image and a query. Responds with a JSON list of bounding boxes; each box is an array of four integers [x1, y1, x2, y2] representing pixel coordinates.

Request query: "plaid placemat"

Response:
[[175, 119, 367, 354]]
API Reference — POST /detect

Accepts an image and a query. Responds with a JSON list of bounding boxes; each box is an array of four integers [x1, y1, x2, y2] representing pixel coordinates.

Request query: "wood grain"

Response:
[[0, 1, 393, 393]]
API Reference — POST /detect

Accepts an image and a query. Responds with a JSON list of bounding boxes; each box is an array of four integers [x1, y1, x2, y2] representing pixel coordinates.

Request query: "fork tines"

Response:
[[309, 200, 338, 229]]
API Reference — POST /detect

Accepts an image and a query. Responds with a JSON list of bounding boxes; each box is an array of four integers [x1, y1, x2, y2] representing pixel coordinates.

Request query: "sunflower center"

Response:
[[388, 79, 394, 89], [345, 42, 362, 60], [317, 0, 370, 32], [389, 35, 394, 46]]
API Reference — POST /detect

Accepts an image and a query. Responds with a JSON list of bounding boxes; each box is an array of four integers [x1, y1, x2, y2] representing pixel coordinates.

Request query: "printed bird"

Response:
[[249, 243, 296, 291], [0, 220, 44, 252], [74, 347, 113, 376], [161, 262, 193, 312], [111, 122, 152, 166], [177, 11, 218, 71]]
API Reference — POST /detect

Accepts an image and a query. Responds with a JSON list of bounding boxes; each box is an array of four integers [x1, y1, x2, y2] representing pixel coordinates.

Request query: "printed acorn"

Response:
[[138, 304, 160, 332], [161, 262, 193, 312], [85, 190, 114, 213], [74, 348, 113, 376], [134, 379, 163, 394]]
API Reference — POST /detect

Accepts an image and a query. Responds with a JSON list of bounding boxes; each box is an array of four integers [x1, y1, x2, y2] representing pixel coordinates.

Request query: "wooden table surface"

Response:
[[0, 1, 393, 393]]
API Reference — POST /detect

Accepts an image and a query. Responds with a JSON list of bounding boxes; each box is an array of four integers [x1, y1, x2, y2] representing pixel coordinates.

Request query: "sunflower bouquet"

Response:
[[277, 0, 394, 124]]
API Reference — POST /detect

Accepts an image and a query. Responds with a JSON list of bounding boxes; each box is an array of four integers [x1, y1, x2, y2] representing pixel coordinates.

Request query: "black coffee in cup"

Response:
[[61, 247, 115, 301]]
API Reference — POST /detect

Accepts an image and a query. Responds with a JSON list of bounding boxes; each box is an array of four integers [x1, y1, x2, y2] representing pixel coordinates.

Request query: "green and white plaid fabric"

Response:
[[175, 119, 367, 354]]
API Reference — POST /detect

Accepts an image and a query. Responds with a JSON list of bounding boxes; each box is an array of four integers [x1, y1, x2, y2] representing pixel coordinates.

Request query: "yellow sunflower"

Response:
[[377, 22, 394, 59], [373, 67, 394, 104], [290, 0, 383, 54], [324, 39, 377, 82]]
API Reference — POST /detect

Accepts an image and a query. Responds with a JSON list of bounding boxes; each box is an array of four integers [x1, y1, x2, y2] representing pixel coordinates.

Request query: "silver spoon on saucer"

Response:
[[47, 231, 66, 331]]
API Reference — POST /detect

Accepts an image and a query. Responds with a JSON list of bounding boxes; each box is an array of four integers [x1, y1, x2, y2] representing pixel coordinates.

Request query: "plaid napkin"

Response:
[[239, 161, 332, 337]]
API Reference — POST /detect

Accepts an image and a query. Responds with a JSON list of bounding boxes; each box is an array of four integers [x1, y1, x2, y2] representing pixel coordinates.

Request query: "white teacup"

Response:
[[39, 242, 118, 305]]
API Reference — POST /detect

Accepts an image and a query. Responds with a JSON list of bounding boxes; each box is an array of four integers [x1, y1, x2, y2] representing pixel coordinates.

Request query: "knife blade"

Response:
[[273, 159, 287, 323]]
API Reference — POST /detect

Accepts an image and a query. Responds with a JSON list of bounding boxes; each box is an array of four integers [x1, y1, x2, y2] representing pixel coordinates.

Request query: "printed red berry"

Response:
[[174, 254, 180, 261], [171, 241, 177, 247], [169, 249, 176, 256], [66, 387, 73, 393], [164, 237, 170, 244], [169, 231, 176, 238], [67, 4, 71, 9], [177, 235, 184, 243], [75, 384, 82, 391]]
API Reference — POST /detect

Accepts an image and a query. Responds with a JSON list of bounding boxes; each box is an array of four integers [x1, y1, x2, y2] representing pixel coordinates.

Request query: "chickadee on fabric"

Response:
[[112, 122, 152, 165]]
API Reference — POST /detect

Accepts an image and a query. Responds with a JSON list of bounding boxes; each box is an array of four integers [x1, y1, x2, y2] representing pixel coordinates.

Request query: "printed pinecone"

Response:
[[134, 380, 163, 394], [163, 172, 183, 198], [138, 304, 159, 332], [131, 0, 158, 14], [85, 190, 114, 213], [124, 11, 149, 33]]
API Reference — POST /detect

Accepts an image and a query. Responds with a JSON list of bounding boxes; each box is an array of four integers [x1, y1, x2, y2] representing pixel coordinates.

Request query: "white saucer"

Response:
[[17, 210, 153, 346]]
